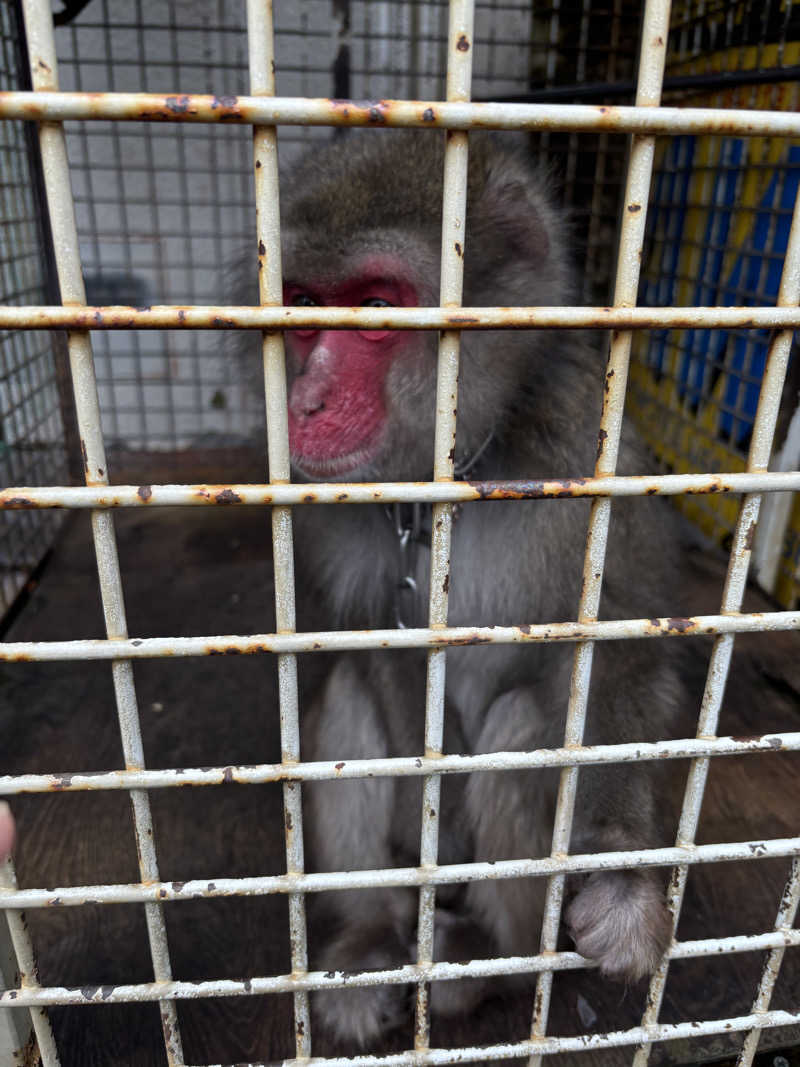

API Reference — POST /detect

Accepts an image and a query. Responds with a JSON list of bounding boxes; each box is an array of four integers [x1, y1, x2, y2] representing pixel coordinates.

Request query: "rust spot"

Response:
[[627, 203, 642, 213], [596, 428, 608, 460], [38, 59, 51, 72], [2, 496, 35, 509], [447, 314, 479, 324], [445, 632, 492, 646], [212, 315, 235, 327], [208, 882, 216, 892], [456, 34, 470, 51], [422, 107, 435, 122], [415, 758, 422, 767], [166, 95, 192, 114], [646, 487, 658, 495], [666, 616, 694, 633], [211, 94, 239, 113], [94, 310, 103, 325], [519, 624, 531, 635], [215, 488, 242, 504], [80, 438, 89, 473], [335, 492, 349, 501], [243, 978, 252, 993], [303, 493, 315, 502], [255, 159, 262, 169], [454, 242, 463, 257], [258, 239, 266, 256], [744, 519, 758, 550], [448, 447, 456, 463], [138, 485, 152, 502], [335, 761, 345, 771], [223, 766, 234, 784], [368, 104, 387, 123], [172, 880, 185, 893], [297, 1018, 305, 1035], [604, 368, 615, 393], [443, 574, 450, 594], [53, 774, 73, 790]]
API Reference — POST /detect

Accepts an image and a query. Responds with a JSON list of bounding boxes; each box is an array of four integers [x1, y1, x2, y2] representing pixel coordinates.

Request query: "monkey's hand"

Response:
[[565, 870, 671, 981]]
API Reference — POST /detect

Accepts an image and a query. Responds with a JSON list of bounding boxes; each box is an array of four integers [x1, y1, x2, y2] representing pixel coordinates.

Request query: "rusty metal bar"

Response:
[[0, 857, 59, 1065], [4, 304, 800, 331], [632, 109, 800, 1067], [736, 857, 800, 1066], [2, 731, 798, 795], [247, 0, 311, 1056], [415, 1, 475, 1048], [3, 924, 800, 1007], [529, 1, 671, 1058], [1, 837, 798, 910], [3, 92, 800, 137], [16, 1, 184, 1062], [2, 470, 800, 510], [0, 610, 797, 663]]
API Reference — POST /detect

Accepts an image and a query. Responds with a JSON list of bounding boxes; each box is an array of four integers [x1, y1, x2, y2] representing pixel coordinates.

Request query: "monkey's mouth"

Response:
[[291, 440, 382, 481]]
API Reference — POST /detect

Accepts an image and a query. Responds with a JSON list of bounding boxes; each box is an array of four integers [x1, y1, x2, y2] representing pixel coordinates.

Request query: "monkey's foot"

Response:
[[565, 870, 671, 981], [312, 929, 412, 1048], [313, 981, 409, 1048]]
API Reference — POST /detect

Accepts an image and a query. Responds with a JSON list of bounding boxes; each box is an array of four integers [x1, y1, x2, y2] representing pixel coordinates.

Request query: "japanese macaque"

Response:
[[278, 130, 694, 1047]]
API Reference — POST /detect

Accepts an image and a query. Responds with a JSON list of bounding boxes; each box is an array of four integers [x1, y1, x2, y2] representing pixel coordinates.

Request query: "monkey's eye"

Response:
[[361, 297, 394, 308], [291, 293, 319, 307]]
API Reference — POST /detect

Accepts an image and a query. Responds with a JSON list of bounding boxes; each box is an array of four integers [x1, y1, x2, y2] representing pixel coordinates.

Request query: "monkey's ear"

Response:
[[471, 174, 551, 262]]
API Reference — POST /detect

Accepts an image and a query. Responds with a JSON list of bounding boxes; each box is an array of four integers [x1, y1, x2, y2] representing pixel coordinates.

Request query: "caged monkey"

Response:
[[254, 129, 783, 1046]]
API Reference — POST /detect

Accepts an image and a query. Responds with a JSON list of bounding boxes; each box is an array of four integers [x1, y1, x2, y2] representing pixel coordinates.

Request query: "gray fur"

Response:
[[272, 130, 698, 1048]]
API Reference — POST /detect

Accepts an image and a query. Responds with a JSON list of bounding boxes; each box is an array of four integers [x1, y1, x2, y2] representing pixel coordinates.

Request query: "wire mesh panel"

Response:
[[631, 0, 800, 609], [0, 1, 799, 1067], [0, 0, 67, 619]]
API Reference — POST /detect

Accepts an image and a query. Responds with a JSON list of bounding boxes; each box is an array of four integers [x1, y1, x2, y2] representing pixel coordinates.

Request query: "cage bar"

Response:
[[414, 0, 475, 1049], [5, 303, 800, 331], [3, 469, 800, 508], [16, 0, 184, 1061], [2, 835, 798, 911], [2, 729, 800, 795], [3, 92, 800, 137], [529, 0, 672, 1057], [247, 0, 311, 1056]]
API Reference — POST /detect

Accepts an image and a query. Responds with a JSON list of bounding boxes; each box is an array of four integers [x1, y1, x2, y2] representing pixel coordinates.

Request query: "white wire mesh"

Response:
[[0, 0, 798, 1065]]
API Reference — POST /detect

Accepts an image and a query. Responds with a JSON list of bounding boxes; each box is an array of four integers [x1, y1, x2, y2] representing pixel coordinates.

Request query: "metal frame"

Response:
[[0, 0, 799, 1064]]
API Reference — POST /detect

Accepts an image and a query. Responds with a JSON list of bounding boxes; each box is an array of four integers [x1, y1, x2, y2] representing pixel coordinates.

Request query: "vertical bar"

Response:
[[528, 2, 671, 1062], [246, 0, 310, 1056], [1, 857, 59, 1066], [633, 169, 800, 1067], [736, 857, 800, 1067], [414, 0, 475, 1052], [18, 2, 184, 1063]]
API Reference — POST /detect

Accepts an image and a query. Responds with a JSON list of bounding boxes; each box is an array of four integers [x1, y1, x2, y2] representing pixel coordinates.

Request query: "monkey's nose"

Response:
[[289, 376, 328, 418]]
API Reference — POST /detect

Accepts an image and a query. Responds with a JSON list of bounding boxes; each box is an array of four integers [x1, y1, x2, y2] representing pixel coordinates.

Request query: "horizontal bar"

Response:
[[2, 732, 797, 795], [196, 1009, 800, 1066], [1, 611, 797, 662], [3, 928, 799, 1008], [2, 93, 800, 137], [2, 304, 800, 331], [2, 472, 799, 510], [1, 837, 797, 909]]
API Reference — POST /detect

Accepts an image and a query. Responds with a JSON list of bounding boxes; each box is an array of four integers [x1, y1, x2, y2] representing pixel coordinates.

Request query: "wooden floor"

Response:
[[2, 450, 799, 1066]]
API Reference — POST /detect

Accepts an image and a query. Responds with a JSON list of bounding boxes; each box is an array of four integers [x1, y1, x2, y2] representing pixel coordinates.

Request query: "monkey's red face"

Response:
[[283, 258, 419, 479]]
